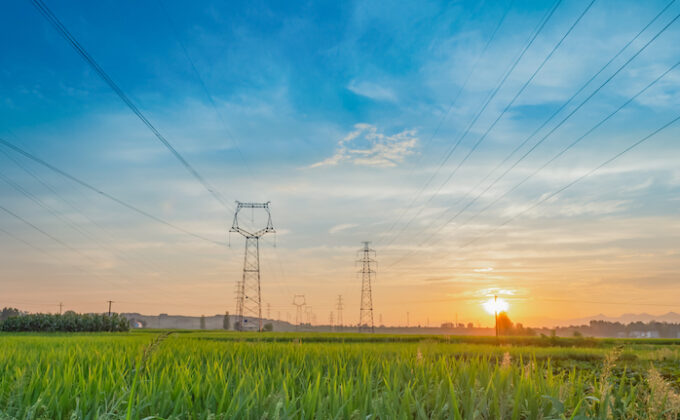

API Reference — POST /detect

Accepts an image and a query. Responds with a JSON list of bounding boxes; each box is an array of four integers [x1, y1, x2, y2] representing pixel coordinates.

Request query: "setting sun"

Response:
[[483, 297, 509, 315]]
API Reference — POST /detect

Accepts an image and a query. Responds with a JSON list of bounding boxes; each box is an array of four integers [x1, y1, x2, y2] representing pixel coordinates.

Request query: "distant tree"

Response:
[[0, 312, 128, 332], [467, 322, 474, 329], [573, 330, 583, 338], [200, 315, 206, 330], [0, 307, 21, 321], [497, 312, 513, 335], [263, 323, 273, 332], [223, 311, 230, 330]]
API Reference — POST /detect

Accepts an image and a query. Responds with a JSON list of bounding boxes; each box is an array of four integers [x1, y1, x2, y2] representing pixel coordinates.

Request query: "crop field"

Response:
[[2, 331, 680, 419]]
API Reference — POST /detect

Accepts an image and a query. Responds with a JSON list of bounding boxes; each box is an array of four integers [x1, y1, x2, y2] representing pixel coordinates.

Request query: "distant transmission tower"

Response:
[[357, 241, 376, 333], [231, 201, 275, 332], [293, 294, 306, 329], [306, 306, 313, 324], [336, 295, 344, 331]]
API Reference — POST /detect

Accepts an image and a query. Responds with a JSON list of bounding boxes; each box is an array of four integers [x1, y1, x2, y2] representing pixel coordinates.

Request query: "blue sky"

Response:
[[1, 0, 679, 326]]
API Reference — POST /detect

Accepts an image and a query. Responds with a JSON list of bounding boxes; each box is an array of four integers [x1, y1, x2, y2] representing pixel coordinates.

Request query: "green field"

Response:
[[2, 331, 680, 419]]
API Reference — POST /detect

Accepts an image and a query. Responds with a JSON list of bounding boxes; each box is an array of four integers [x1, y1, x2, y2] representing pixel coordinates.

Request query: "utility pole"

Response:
[[336, 295, 344, 331], [358, 241, 376, 333], [267, 303, 271, 319], [494, 295, 499, 338], [293, 294, 306, 330], [107, 300, 113, 316], [231, 201, 275, 332], [407, 311, 410, 327], [59, 302, 63, 315]]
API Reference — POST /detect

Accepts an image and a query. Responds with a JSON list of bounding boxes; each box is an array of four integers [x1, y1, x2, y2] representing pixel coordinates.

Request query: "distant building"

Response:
[[629, 331, 659, 338]]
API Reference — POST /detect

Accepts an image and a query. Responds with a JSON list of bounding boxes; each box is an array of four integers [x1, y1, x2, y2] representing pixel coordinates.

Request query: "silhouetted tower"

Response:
[[336, 295, 344, 331], [329, 312, 334, 331], [293, 294, 306, 329], [358, 241, 376, 333], [231, 201, 275, 332], [306, 306, 313, 324]]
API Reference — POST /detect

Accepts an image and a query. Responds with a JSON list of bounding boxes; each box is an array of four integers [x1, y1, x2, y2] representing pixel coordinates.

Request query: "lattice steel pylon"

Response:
[[231, 201, 274, 332], [336, 295, 344, 331], [293, 294, 306, 330], [357, 241, 376, 333]]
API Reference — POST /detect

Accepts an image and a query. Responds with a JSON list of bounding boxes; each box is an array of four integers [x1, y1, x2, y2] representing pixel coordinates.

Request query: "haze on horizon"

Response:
[[1, 0, 679, 328]]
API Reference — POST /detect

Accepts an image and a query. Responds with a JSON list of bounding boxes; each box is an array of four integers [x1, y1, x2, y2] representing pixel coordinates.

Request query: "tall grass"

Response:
[[0, 331, 675, 419]]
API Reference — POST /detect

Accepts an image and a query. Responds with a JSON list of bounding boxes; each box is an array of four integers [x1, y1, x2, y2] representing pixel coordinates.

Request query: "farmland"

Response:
[[2, 331, 680, 419]]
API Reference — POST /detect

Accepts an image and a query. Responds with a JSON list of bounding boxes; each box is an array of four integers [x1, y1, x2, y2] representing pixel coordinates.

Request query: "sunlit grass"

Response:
[[1, 331, 679, 419]]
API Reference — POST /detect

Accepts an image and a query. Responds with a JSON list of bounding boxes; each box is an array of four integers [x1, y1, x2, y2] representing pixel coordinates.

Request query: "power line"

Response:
[[433, 0, 678, 232], [387, 6, 680, 267], [0, 146, 170, 276], [0, 169, 162, 280], [455, 57, 680, 234], [459, 110, 680, 249], [155, 0, 254, 180], [0, 137, 225, 247], [0, 172, 201, 304], [392, 0, 515, 190], [378, 0, 563, 246], [31, 0, 232, 211], [394, 57, 680, 268], [383, 0, 598, 249], [0, 224, 53, 259], [0, 146, 228, 305], [0, 204, 99, 266]]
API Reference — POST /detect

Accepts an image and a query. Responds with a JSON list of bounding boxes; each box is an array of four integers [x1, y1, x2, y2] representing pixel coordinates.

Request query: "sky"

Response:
[[1, 0, 679, 327]]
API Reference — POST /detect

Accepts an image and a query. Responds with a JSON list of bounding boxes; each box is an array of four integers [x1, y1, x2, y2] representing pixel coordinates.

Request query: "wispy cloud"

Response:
[[329, 223, 358, 234], [347, 80, 397, 102], [311, 124, 418, 168]]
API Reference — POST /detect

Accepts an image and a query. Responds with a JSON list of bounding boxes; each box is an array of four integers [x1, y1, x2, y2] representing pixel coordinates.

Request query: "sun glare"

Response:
[[483, 297, 509, 315]]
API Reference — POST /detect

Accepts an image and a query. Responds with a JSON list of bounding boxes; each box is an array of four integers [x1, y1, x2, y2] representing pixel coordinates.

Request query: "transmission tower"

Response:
[[306, 306, 313, 324], [357, 241, 376, 333], [329, 312, 334, 331], [336, 295, 344, 331], [231, 201, 275, 332], [293, 294, 306, 329]]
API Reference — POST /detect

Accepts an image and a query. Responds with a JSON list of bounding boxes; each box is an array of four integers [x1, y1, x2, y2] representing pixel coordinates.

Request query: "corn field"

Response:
[[1, 331, 680, 419]]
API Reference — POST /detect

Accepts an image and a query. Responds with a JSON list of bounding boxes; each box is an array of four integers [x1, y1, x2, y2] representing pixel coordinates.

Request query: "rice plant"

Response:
[[0, 331, 677, 419]]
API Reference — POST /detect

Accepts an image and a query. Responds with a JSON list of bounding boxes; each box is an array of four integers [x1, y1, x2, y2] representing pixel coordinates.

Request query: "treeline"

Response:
[[556, 320, 680, 338], [0, 308, 129, 332]]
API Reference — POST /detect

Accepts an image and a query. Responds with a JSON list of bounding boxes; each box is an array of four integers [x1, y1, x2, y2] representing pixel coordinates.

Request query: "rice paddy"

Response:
[[2, 331, 680, 419]]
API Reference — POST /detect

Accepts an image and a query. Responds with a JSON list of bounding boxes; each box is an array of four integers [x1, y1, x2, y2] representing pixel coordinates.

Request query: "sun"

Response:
[[483, 297, 509, 315]]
